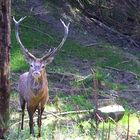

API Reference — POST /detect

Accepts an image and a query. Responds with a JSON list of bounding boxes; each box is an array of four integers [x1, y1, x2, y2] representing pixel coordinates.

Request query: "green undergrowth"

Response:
[[9, 91, 140, 140]]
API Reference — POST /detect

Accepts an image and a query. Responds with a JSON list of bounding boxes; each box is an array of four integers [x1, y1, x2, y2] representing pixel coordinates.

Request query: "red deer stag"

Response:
[[13, 17, 69, 137]]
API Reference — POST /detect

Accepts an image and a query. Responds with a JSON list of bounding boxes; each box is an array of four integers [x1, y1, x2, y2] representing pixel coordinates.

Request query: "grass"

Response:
[[61, 94, 93, 111]]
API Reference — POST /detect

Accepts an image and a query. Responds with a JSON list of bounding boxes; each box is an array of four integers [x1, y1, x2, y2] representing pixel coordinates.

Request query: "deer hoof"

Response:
[[37, 132, 41, 138]]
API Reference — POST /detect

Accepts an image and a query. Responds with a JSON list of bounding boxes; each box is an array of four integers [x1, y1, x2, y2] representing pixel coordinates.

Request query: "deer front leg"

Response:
[[21, 101, 25, 130], [20, 97, 25, 130], [37, 105, 44, 137], [27, 107, 35, 136]]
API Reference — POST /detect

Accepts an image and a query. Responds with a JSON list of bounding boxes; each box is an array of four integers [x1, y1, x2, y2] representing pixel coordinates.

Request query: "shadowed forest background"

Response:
[[7, 0, 140, 139]]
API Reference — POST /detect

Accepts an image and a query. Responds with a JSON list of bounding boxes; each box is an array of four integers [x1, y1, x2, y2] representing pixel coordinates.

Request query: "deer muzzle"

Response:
[[32, 71, 41, 79]]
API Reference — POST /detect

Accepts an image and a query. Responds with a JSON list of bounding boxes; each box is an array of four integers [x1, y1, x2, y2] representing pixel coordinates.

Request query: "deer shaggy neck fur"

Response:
[[28, 70, 46, 94]]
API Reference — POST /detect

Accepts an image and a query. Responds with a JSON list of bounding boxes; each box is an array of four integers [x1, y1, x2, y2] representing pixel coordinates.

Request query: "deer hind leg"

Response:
[[27, 106, 35, 136], [37, 103, 44, 137], [20, 98, 25, 130]]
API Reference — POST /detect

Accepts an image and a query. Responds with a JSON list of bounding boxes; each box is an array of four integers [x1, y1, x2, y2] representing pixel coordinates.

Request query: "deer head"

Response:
[[13, 17, 70, 79]]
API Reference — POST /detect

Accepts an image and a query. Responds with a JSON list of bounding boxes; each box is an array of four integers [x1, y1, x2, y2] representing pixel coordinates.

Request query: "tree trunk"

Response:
[[0, 0, 11, 138]]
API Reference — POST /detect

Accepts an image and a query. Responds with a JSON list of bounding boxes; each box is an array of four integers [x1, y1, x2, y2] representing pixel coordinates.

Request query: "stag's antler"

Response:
[[13, 17, 70, 62], [13, 16, 36, 61], [41, 19, 70, 61]]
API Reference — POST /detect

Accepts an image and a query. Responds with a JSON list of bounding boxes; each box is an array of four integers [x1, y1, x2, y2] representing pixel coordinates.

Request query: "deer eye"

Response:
[[30, 64, 33, 67], [41, 65, 45, 68]]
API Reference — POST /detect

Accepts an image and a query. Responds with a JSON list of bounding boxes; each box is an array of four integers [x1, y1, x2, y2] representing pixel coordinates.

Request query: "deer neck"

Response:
[[28, 71, 47, 94]]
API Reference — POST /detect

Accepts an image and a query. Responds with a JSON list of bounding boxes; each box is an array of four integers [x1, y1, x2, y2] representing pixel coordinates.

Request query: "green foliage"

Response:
[[71, 95, 92, 109]]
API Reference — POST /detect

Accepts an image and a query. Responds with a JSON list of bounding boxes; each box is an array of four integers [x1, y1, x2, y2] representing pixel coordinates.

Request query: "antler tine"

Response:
[[13, 16, 26, 24], [13, 16, 36, 60], [42, 19, 70, 61], [57, 19, 70, 49]]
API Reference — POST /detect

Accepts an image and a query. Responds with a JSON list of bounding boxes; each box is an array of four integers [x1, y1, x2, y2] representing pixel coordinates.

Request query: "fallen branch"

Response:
[[122, 89, 140, 92], [123, 52, 140, 67], [84, 43, 98, 47], [105, 66, 138, 78], [45, 109, 93, 116], [90, 17, 140, 48], [48, 71, 83, 80], [105, 66, 123, 72], [76, 74, 92, 82], [10, 109, 93, 129]]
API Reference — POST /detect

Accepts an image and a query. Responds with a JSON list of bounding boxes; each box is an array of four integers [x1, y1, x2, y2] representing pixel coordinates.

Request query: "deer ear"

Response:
[[45, 57, 54, 65]]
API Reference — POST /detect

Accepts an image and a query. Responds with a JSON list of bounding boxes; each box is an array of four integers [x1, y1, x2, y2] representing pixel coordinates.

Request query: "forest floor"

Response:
[[11, 0, 140, 111], [9, 0, 140, 139]]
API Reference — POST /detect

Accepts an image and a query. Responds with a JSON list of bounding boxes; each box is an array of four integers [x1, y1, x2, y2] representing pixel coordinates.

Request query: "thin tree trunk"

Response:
[[0, 0, 11, 138]]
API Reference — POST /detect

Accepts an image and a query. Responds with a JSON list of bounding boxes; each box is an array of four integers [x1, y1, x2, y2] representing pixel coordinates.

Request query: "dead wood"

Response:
[[123, 52, 140, 67], [48, 71, 83, 81], [105, 66, 138, 78], [90, 17, 140, 48]]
